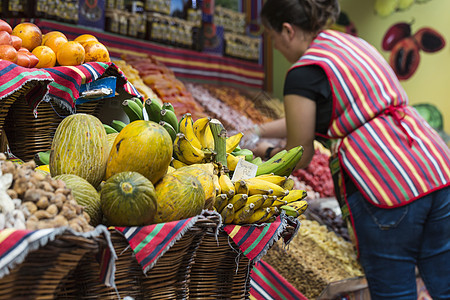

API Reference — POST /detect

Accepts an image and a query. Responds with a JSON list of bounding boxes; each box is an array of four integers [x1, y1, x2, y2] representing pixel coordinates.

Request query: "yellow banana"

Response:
[[244, 178, 289, 197], [212, 174, 221, 195], [218, 172, 235, 199], [280, 189, 307, 204], [171, 158, 187, 169], [213, 194, 228, 213], [259, 207, 279, 223], [173, 133, 205, 165], [234, 180, 249, 195], [232, 202, 256, 224], [284, 200, 308, 216], [254, 174, 287, 186], [193, 117, 214, 150], [245, 207, 271, 224], [246, 194, 268, 210], [271, 199, 288, 208], [179, 113, 203, 150], [282, 177, 295, 190], [261, 195, 276, 208], [220, 203, 235, 224], [228, 193, 248, 211], [227, 154, 244, 171], [226, 132, 244, 153], [167, 166, 176, 173]]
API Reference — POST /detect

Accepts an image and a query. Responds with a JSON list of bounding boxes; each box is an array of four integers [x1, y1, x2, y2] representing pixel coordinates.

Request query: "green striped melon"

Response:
[[101, 171, 158, 226], [50, 113, 108, 188], [54, 174, 102, 226]]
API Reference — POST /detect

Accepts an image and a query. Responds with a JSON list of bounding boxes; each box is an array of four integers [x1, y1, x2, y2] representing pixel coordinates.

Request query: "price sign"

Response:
[[231, 159, 258, 181]]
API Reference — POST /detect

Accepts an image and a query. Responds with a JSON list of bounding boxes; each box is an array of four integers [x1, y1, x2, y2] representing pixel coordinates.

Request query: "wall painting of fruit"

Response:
[[382, 22, 446, 80]]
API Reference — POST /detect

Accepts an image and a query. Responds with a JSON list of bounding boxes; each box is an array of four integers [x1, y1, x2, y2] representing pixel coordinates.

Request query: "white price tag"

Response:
[[231, 159, 258, 182]]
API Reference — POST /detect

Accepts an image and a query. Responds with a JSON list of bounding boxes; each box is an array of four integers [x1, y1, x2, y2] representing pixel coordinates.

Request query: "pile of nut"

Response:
[[0, 154, 93, 232]]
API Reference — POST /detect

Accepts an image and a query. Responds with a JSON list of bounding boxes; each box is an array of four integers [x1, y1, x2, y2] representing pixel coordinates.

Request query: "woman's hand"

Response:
[[251, 140, 275, 158]]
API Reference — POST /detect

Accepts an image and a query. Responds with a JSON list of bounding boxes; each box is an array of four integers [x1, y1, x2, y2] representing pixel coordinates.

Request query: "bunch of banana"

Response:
[[172, 115, 246, 166], [102, 97, 145, 134], [255, 145, 304, 177], [212, 173, 309, 224]]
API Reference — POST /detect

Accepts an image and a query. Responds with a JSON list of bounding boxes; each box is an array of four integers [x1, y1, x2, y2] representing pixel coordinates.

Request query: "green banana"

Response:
[[34, 150, 51, 165], [251, 156, 263, 165], [103, 124, 118, 134], [111, 120, 127, 132], [173, 133, 205, 164], [255, 145, 304, 177], [162, 102, 175, 113], [160, 109, 179, 132], [232, 148, 254, 161], [280, 205, 300, 218], [220, 203, 235, 224], [159, 121, 177, 142], [132, 97, 144, 108], [122, 99, 143, 122], [144, 98, 162, 123]]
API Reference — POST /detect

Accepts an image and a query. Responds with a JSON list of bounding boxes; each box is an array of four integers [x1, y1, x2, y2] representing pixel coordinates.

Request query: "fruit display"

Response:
[[0, 155, 93, 232], [382, 22, 445, 80], [0, 19, 111, 68]]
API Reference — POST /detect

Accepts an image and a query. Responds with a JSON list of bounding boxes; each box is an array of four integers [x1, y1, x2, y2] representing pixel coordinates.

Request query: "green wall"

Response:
[[271, 0, 450, 133]]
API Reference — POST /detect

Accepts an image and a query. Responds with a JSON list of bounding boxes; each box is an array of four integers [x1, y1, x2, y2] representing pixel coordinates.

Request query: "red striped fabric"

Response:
[[249, 260, 309, 300], [291, 30, 450, 207]]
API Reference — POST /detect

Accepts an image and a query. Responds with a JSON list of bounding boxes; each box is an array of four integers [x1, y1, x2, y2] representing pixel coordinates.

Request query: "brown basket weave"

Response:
[[64, 216, 220, 300], [3, 98, 105, 162], [189, 229, 254, 299], [0, 234, 103, 300]]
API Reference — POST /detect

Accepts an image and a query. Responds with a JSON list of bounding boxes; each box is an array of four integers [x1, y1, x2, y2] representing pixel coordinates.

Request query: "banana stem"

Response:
[[210, 119, 227, 168]]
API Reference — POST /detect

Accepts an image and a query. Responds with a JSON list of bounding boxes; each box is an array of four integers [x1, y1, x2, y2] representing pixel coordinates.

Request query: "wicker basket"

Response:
[[63, 216, 220, 300], [3, 98, 105, 162], [189, 230, 254, 299], [0, 234, 103, 300]]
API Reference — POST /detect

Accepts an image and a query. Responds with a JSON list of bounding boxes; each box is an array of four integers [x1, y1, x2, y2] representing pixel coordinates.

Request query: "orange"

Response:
[[56, 41, 85, 66], [74, 34, 98, 46], [43, 34, 68, 55], [42, 31, 67, 45], [32, 45, 56, 68], [11, 22, 42, 51], [83, 41, 110, 63]]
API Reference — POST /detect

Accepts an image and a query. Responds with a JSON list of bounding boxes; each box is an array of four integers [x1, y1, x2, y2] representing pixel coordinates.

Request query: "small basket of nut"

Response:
[[0, 155, 111, 300]]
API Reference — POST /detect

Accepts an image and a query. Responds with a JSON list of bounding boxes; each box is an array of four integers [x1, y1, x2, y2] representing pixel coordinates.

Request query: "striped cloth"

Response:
[[0, 226, 117, 287], [222, 215, 299, 263], [0, 60, 53, 105], [114, 211, 218, 274], [249, 260, 309, 300], [293, 30, 450, 207], [0, 60, 141, 116]]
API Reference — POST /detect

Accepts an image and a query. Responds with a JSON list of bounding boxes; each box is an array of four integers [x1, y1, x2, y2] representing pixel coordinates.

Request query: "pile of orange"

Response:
[[0, 19, 111, 68]]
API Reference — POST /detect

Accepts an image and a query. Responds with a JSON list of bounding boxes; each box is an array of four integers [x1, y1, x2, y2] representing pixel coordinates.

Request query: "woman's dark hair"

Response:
[[260, 0, 340, 34]]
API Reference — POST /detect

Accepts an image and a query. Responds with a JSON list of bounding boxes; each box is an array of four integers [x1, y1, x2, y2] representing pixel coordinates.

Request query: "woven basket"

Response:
[[64, 216, 220, 300], [189, 230, 254, 299], [3, 98, 105, 162], [0, 234, 103, 300]]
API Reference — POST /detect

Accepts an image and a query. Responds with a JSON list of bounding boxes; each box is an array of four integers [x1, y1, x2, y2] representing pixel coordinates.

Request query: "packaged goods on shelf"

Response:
[[144, 0, 171, 15], [214, 6, 246, 34], [263, 216, 364, 299], [224, 32, 261, 61]]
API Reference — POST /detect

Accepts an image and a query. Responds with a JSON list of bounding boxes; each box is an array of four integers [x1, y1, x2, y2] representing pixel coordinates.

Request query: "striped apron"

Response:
[[290, 30, 450, 212]]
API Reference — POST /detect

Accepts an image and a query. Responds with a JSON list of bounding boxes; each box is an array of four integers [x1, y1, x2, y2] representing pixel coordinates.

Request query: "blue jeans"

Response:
[[347, 187, 450, 300]]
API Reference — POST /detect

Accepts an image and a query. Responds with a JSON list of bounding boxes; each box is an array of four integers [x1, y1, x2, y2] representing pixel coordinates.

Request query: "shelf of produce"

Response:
[[6, 19, 265, 91]]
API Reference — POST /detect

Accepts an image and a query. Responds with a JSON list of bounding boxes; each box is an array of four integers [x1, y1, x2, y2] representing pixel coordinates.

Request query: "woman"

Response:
[[251, 0, 450, 299]]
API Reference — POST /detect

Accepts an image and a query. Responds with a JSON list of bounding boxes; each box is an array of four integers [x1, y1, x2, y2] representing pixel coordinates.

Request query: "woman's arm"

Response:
[[284, 94, 317, 169], [258, 118, 287, 139]]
